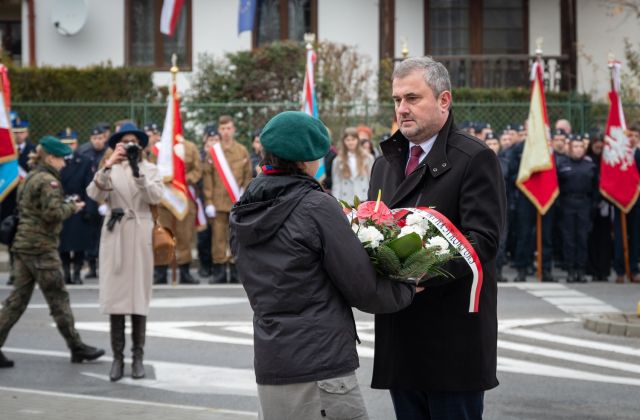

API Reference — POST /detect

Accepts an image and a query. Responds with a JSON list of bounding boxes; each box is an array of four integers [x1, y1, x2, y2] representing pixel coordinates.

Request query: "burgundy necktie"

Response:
[[405, 145, 423, 177]]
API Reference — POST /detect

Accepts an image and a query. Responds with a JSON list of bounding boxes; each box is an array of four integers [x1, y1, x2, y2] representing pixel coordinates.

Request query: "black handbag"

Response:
[[0, 213, 18, 246]]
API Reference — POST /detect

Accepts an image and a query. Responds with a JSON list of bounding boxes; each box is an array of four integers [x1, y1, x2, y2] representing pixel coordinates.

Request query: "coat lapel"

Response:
[[381, 113, 456, 208]]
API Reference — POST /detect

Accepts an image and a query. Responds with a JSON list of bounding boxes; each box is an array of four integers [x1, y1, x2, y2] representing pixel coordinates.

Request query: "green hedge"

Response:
[[6, 64, 158, 102]]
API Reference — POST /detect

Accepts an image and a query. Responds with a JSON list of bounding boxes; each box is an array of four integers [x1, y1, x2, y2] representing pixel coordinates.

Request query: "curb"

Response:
[[583, 313, 640, 338]]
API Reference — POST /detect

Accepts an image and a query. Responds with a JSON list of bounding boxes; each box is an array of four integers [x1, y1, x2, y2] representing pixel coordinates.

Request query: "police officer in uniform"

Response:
[[148, 124, 203, 285], [202, 115, 252, 283], [58, 129, 94, 285], [78, 124, 110, 279], [0, 136, 105, 368], [2, 114, 36, 286], [557, 136, 598, 283]]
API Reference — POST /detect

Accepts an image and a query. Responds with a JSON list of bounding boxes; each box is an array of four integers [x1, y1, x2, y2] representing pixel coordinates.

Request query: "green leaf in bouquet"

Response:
[[338, 199, 352, 210], [376, 244, 402, 275], [387, 233, 423, 261], [353, 195, 361, 208]]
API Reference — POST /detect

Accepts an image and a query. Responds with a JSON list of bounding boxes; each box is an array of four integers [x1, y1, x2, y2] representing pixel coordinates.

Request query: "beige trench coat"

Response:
[[86, 160, 163, 315]]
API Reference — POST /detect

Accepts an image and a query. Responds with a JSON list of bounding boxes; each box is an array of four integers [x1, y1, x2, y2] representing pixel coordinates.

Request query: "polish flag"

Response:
[[0, 65, 19, 201], [516, 57, 559, 214], [160, 0, 185, 36], [157, 82, 189, 220], [600, 61, 640, 213]]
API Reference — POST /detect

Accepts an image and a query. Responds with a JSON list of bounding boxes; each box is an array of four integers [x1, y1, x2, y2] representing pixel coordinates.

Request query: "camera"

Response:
[[124, 142, 141, 163]]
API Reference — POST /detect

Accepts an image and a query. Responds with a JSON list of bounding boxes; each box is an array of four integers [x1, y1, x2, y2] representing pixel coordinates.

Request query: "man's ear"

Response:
[[439, 91, 452, 112]]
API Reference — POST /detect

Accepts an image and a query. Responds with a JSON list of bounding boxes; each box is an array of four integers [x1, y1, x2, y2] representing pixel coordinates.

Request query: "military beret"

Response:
[[260, 111, 330, 162], [40, 135, 72, 157]]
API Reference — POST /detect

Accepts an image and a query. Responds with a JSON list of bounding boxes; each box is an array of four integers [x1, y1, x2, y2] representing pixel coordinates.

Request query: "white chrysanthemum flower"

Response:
[[399, 225, 426, 239], [406, 213, 430, 230], [427, 236, 450, 255], [357, 226, 384, 248]]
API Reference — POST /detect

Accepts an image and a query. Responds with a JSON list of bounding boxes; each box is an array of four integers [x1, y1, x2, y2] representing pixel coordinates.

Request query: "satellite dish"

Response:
[[51, 0, 88, 36]]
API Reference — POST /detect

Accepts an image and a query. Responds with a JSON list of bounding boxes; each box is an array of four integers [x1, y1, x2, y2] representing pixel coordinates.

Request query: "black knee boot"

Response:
[[109, 315, 125, 382], [131, 314, 146, 379]]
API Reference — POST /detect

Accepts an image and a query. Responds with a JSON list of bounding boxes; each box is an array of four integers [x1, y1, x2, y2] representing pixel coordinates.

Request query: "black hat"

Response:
[[144, 122, 161, 134], [569, 134, 583, 143], [582, 132, 590, 140], [91, 125, 106, 136], [204, 124, 219, 137], [108, 122, 149, 149], [484, 132, 496, 141], [554, 128, 568, 137]]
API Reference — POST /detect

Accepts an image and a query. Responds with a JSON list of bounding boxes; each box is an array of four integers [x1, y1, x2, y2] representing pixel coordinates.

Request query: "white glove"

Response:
[[205, 204, 216, 218], [98, 204, 109, 216]]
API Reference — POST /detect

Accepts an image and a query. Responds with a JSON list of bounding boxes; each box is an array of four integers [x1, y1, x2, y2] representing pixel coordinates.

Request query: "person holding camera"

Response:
[[0, 136, 105, 369], [86, 123, 163, 382]]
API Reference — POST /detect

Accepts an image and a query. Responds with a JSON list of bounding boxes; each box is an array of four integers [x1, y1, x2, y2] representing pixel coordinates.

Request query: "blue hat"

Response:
[[108, 122, 149, 149], [10, 112, 29, 132], [58, 128, 78, 143]]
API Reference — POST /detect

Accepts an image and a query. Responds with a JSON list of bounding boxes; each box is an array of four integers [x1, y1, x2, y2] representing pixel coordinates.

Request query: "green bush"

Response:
[[6, 64, 158, 102]]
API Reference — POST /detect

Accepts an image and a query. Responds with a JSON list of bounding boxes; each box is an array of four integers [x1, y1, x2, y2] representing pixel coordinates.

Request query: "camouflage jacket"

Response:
[[12, 164, 76, 254]]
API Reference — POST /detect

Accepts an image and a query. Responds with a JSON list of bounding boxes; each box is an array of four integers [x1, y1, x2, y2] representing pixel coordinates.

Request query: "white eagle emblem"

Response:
[[603, 126, 634, 171]]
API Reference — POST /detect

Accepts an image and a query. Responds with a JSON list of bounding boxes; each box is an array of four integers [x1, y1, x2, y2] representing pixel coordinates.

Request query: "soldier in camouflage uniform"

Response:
[[0, 136, 105, 368]]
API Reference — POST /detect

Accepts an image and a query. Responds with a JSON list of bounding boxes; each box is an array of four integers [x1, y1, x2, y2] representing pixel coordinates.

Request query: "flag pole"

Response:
[[170, 53, 179, 287], [535, 41, 544, 282], [608, 56, 632, 283]]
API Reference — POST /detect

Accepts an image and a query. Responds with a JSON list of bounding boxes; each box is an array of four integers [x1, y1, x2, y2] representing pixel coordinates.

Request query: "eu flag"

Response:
[[238, 0, 257, 35]]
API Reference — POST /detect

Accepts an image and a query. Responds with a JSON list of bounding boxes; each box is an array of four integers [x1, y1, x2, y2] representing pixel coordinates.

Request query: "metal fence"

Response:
[[12, 101, 640, 148]]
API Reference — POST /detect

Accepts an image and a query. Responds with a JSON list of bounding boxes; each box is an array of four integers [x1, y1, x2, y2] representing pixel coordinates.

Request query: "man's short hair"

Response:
[[392, 56, 452, 99], [218, 115, 234, 126]]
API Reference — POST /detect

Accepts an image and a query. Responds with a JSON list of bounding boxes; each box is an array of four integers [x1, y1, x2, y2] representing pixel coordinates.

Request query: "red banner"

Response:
[[600, 62, 640, 213]]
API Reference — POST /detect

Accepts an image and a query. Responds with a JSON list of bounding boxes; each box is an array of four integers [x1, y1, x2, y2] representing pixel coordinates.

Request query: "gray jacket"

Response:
[[230, 174, 414, 385]]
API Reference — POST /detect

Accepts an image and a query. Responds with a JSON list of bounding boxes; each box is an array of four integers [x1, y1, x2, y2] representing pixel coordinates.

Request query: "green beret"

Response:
[[260, 111, 330, 162], [39, 135, 72, 157]]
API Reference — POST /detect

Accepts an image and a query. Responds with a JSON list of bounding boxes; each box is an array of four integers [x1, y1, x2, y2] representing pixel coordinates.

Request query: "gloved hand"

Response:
[[205, 204, 216, 218], [98, 204, 109, 216]]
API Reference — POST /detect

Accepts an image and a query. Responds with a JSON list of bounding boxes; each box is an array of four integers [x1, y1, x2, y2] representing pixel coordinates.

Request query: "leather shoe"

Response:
[[0, 350, 14, 368], [71, 343, 105, 363]]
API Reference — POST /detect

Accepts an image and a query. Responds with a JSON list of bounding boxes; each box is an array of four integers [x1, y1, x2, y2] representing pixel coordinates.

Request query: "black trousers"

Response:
[[560, 201, 591, 270], [390, 389, 484, 420], [512, 195, 535, 269], [197, 224, 213, 268], [587, 212, 613, 277]]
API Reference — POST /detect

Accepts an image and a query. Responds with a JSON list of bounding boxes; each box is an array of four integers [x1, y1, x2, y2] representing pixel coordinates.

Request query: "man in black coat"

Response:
[[368, 57, 505, 419]]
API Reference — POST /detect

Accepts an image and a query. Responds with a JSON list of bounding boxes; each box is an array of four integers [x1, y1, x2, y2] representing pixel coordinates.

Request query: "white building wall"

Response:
[[395, 0, 424, 59], [528, 0, 561, 55], [577, 0, 640, 100], [26, 0, 124, 67]]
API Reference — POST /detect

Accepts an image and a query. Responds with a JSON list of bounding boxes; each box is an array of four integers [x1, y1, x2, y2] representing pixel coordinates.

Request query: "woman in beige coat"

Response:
[[86, 123, 163, 382]]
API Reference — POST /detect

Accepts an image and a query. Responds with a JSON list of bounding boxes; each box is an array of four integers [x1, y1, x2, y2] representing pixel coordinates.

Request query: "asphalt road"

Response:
[[0, 270, 639, 420]]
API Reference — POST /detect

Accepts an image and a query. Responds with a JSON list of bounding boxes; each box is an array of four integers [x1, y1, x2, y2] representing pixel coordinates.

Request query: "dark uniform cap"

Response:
[[91, 125, 106, 135], [582, 132, 590, 140], [260, 111, 330, 162], [569, 134, 582, 143], [554, 128, 568, 137], [108, 122, 149, 149], [485, 132, 496, 141], [97, 122, 111, 131], [57, 128, 78, 144], [10, 112, 29, 132], [204, 124, 218, 137], [144, 122, 161, 134], [40, 135, 72, 157], [517, 124, 525, 131]]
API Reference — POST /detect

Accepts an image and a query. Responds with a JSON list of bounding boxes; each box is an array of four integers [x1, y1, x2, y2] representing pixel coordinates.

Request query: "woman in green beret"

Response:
[[230, 111, 415, 419], [0, 136, 105, 369]]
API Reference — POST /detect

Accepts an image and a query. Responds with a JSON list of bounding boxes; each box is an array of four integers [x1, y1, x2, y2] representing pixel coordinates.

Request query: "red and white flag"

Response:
[[516, 57, 559, 214], [160, 0, 185, 36], [157, 81, 189, 220], [600, 61, 640, 213], [0, 65, 16, 164]]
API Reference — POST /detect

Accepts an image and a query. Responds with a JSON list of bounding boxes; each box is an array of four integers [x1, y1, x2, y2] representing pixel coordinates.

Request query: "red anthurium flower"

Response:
[[357, 201, 394, 225]]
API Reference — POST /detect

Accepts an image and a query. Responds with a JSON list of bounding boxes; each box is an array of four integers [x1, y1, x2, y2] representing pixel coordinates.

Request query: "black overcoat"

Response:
[[59, 152, 94, 252], [369, 112, 506, 392]]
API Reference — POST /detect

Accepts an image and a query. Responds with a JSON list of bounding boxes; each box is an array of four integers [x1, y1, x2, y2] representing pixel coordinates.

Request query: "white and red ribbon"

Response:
[[160, 0, 185, 36], [395, 207, 484, 313], [209, 143, 241, 204]]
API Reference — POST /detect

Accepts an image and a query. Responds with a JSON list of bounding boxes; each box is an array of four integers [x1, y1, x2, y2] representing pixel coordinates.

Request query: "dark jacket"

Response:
[[230, 174, 414, 385], [59, 152, 94, 252], [557, 156, 598, 207], [368, 112, 506, 392]]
